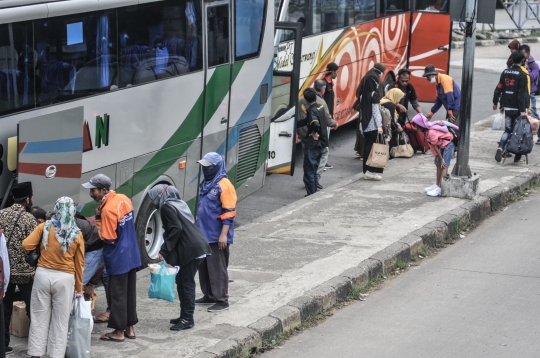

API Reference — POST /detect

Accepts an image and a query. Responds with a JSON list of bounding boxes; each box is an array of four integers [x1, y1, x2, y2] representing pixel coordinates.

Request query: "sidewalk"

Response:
[[11, 118, 540, 358]]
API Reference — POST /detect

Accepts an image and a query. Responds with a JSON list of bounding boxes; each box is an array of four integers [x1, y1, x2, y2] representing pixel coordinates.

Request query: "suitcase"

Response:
[[404, 122, 429, 154]]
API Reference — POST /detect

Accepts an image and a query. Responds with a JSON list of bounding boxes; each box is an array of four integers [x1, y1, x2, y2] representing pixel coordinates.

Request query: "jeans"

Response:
[[303, 147, 323, 195], [83, 248, 104, 286], [177, 258, 203, 322], [531, 94, 540, 120]]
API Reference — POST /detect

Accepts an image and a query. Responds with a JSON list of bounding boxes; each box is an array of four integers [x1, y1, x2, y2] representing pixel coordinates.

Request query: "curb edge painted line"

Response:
[[193, 170, 540, 358]]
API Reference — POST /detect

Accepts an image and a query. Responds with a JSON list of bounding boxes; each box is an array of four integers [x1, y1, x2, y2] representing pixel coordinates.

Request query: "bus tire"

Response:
[[135, 192, 164, 266]]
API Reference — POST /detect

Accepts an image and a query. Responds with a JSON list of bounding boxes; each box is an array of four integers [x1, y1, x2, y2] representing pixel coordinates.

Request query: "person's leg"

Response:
[[197, 256, 214, 301], [83, 249, 103, 286], [436, 165, 443, 187], [27, 268, 52, 357], [125, 268, 138, 337], [206, 244, 229, 305], [317, 147, 329, 181], [178, 258, 203, 323], [362, 131, 374, 173], [47, 270, 74, 358], [302, 148, 313, 195], [0, 301, 5, 358], [105, 272, 128, 338], [3, 283, 15, 347], [531, 94, 539, 120]]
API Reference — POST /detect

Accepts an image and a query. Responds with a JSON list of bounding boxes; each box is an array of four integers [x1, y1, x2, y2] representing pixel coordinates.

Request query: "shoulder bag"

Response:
[[390, 132, 414, 158]]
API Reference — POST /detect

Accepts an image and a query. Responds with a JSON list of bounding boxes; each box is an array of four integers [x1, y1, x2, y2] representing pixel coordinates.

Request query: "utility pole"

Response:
[[452, 0, 478, 178]]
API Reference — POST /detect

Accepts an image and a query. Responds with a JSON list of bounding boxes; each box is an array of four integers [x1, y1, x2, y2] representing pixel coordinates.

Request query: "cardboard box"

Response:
[[10, 301, 29, 338]]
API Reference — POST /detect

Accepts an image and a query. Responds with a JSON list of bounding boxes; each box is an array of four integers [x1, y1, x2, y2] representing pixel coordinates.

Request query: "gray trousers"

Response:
[[317, 127, 330, 180], [28, 267, 74, 358], [199, 243, 229, 304]]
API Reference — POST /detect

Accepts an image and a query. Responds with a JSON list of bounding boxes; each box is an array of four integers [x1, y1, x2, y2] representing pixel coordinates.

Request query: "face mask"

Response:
[[202, 165, 220, 181], [430, 77, 436, 83]]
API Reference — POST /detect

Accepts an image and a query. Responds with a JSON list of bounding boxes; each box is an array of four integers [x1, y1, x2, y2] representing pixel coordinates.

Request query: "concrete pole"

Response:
[[452, 0, 478, 178]]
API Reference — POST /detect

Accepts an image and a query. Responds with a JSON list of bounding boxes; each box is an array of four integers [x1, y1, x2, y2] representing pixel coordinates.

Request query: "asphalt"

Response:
[[263, 173, 540, 358]]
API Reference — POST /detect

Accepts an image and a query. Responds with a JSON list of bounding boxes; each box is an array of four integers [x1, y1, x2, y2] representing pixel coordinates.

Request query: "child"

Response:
[[411, 114, 455, 197]]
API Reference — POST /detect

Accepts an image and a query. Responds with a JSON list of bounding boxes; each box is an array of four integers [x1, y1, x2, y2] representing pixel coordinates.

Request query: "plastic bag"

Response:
[[492, 113, 505, 131], [148, 260, 178, 302], [66, 297, 93, 358], [528, 115, 539, 135]]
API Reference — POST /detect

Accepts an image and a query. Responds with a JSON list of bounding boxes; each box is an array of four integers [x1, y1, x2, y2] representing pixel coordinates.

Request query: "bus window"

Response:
[[0, 22, 35, 116], [378, 0, 407, 16], [118, 0, 202, 87], [207, 5, 230, 67], [282, 0, 321, 38], [275, 0, 281, 20], [354, 0, 376, 23], [235, 0, 266, 60], [34, 12, 117, 106], [415, 0, 448, 12]]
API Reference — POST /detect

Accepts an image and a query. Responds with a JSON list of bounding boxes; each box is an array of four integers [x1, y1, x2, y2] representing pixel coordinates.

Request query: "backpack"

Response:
[[380, 105, 392, 133], [507, 117, 534, 155]]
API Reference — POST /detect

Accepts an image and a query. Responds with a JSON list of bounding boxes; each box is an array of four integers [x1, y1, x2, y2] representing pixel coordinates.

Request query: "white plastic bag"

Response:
[[492, 113, 505, 130], [66, 297, 93, 358]]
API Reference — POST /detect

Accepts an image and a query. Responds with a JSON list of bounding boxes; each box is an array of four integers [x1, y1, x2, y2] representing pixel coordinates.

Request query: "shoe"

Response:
[[170, 317, 181, 324], [364, 172, 382, 181], [427, 187, 441, 197], [325, 163, 333, 169], [170, 319, 194, 331], [195, 297, 215, 305], [207, 303, 229, 312], [495, 148, 502, 162], [317, 183, 323, 189], [424, 184, 438, 193], [504, 153, 513, 158], [5, 347, 13, 355]]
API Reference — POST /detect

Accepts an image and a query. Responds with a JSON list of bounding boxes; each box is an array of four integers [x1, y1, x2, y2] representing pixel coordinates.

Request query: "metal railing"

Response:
[[501, 0, 540, 29]]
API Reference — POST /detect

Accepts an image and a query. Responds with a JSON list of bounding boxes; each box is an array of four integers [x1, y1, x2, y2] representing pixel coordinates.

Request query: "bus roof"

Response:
[[0, 0, 164, 24]]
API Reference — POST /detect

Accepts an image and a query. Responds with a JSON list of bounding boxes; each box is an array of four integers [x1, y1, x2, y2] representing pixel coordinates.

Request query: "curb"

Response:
[[452, 37, 540, 49], [194, 171, 540, 358]]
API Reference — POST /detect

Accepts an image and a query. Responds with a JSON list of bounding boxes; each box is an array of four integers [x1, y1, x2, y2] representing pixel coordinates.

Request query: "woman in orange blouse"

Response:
[[22, 197, 85, 358]]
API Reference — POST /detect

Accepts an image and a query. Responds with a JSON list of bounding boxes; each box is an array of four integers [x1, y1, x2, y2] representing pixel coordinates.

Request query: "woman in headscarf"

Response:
[[360, 75, 385, 180], [381, 88, 405, 152], [149, 184, 211, 331], [196, 152, 237, 313], [22, 197, 84, 358], [354, 63, 387, 157]]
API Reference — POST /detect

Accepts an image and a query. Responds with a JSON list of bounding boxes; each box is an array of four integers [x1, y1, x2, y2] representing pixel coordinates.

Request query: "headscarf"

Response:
[[42, 197, 81, 254], [360, 75, 381, 131], [380, 88, 405, 119], [148, 184, 194, 224], [199, 153, 228, 196], [356, 67, 385, 99], [411, 113, 458, 132]]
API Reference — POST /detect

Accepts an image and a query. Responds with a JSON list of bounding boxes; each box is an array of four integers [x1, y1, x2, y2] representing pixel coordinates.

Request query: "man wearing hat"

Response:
[[196, 152, 236, 313], [82, 174, 141, 342], [423, 64, 461, 126], [0, 182, 37, 354]]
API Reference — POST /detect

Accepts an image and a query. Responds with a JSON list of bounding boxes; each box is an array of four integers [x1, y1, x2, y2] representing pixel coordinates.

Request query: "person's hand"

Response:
[[157, 254, 164, 261], [440, 157, 448, 168], [75, 291, 84, 298], [448, 113, 456, 123], [377, 127, 383, 134], [397, 124, 403, 132], [310, 132, 319, 140], [528, 108, 532, 116], [397, 104, 407, 113], [500, 108, 504, 114], [331, 123, 338, 130], [95, 205, 101, 216], [521, 111, 528, 118], [493, 104, 498, 111], [218, 234, 227, 250]]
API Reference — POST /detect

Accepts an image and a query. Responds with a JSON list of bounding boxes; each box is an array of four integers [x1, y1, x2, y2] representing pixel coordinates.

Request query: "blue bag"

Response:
[[148, 260, 178, 302]]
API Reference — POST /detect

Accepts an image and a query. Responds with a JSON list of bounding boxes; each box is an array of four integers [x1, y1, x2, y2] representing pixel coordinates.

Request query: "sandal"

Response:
[[94, 311, 110, 323], [100, 333, 124, 342], [124, 331, 136, 339]]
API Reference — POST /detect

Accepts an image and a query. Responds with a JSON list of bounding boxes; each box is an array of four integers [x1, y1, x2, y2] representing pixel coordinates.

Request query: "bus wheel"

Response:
[[136, 194, 163, 266]]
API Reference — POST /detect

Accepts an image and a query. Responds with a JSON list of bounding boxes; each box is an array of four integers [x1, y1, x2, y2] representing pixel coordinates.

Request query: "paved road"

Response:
[[236, 43, 523, 226], [263, 183, 540, 358]]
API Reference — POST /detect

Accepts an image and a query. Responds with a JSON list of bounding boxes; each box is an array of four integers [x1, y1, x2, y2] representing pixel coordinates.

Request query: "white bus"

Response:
[[0, 0, 301, 265]]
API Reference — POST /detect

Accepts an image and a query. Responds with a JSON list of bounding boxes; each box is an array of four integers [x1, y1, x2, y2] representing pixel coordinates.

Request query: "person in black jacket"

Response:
[[149, 184, 212, 331], [297, 88, 329, 196], [493, 50, 529, 163], [387, 68, 423, 126]]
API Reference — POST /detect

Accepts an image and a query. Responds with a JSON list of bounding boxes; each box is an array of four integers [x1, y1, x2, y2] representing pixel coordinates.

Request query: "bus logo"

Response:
[[45, 165, 57, 179]]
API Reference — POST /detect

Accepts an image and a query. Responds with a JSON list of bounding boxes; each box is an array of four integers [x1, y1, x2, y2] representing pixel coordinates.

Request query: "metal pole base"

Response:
[[451, 163, 472, 178]]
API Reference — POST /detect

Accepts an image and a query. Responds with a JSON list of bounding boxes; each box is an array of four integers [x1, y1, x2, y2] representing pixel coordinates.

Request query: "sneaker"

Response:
[[424, 184, 438, 193], [207, 303, 229, 312], [170, 317, 181, 324], [5, 347, 12, 355], [427, 187, 441, 197], [195, 297, 215, 305], [170, 319, 194, 331], [495, 148, 502, 162], [325, 163, 333, 169], [317, 183, 323, 189], [364, 171, 382, 181]]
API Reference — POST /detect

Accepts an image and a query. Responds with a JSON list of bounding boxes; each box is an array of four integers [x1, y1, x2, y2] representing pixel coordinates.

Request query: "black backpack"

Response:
[[507, 117, 534, 155]]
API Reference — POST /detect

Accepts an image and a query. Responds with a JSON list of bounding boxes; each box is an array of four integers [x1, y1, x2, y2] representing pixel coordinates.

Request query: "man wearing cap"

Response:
[[423, 64, 461, 126], [196, 153, 236, 313], [0, 182, 37, 354], [82, 174, 141, 342], [388, 68, 423, 125]]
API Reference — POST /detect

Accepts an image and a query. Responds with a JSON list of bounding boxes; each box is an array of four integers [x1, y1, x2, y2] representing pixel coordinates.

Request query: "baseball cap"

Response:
[[197, 152, 223, 167], [82, 174, 112, 189]]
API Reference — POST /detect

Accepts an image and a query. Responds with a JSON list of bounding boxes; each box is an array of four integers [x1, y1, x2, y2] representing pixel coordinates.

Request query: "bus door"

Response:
[[17, 107, 84, 210], [408, 3, 452, 102], [201, 0, 233, 158], [267, 22, 302, 175]]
